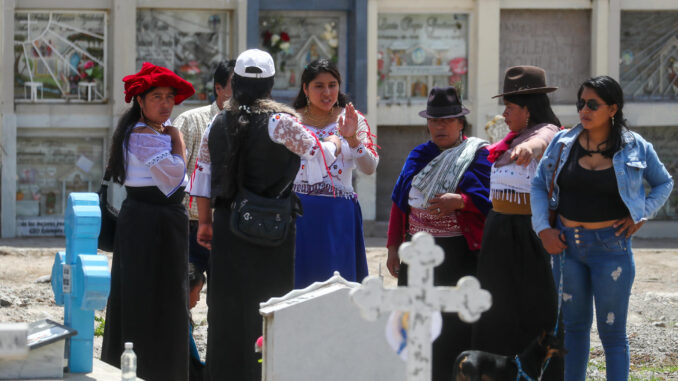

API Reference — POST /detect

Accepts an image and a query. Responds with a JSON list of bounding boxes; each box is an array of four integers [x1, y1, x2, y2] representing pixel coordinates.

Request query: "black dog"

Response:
[[453, 332, 565, 381]]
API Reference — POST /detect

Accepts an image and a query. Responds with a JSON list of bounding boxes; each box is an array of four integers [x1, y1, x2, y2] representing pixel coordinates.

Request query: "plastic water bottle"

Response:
[[121, 342, 137, 381]]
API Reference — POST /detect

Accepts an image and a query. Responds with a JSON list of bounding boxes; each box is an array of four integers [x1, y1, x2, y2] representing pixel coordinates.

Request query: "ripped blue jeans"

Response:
[[552, 220, 635, 381]]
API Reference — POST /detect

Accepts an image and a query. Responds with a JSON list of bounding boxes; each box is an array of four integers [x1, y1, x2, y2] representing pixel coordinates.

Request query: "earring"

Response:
[[524, 116, 530, 129], [610, 115, 615, 125], [305, 95, 310, 114]]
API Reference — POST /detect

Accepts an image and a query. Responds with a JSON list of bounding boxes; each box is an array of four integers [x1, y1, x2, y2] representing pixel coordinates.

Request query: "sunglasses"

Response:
[[576, 99, 606, 112]]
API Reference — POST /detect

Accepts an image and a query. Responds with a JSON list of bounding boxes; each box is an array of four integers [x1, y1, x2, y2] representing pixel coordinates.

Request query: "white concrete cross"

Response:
[[350, 232, 492, 381]]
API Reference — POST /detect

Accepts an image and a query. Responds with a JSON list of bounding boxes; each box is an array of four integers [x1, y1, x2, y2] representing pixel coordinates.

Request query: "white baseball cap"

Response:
[[234, 49, 275, 79]]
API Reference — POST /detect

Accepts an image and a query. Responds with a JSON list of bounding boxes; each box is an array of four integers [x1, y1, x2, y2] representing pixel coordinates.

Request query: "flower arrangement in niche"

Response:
[[377, 51, 386, 86], [262, 30, 291, 55], [261, 28, 291, 72], [448, 57, 467, 94], [322, 23, 338, 48], [78, 60, 103, 82], [321, 22, 339, 63]]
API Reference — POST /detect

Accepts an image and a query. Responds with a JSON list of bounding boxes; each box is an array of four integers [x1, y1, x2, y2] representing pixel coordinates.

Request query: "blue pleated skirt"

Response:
[[294, 193, 368, 288]]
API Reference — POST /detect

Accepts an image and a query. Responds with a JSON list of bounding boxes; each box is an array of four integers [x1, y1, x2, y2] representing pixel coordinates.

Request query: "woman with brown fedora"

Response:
[[386, 86, 491, 381], [472, 65, 564, 380]]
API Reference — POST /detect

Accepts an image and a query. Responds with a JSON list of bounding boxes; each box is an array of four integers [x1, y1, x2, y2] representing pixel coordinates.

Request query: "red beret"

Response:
[[123, 62, 195, 104]]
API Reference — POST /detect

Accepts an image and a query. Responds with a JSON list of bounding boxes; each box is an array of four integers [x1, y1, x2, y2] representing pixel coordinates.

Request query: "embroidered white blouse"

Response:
[[490, 160, 538, 203], [124, 122, 188, 197], [293, 110, 379, 198], [188, 113, 338, 198]]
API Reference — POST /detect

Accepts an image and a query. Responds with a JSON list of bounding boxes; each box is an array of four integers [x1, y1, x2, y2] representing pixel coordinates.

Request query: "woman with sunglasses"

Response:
[[531, 75, 673, 380]]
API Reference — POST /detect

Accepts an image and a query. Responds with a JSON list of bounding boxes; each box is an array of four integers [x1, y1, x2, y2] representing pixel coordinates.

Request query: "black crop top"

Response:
[[557, 141, 629, 222]]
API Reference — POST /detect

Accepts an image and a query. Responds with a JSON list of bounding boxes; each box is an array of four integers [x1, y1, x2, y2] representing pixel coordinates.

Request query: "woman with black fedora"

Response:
[[472, 65, 563, 380], [386, 86, 491, 380]]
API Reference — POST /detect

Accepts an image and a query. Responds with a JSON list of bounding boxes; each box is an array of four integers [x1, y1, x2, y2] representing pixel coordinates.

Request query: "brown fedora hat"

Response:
[[418, 87, 470, 119], [492, 65, 558, 98]]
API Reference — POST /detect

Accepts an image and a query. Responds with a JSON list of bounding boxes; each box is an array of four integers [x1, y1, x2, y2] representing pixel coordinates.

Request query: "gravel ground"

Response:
[[1, 237, 676, 380]]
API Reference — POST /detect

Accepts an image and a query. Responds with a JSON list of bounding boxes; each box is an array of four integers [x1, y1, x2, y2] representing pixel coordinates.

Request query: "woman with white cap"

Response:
[[189, 49, 341, 381]]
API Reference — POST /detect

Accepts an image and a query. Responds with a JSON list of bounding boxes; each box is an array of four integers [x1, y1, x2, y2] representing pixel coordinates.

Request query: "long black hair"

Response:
[[220, 69, 275, 186], [228, 69, 274, 133], [577, 75, 627, 158], [107, 88, 154, 184], [292, 58, 349, 109], [503, 93, 561, 128]]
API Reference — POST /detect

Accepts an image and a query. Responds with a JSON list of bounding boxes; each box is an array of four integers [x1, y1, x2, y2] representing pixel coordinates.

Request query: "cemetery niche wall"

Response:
[[630, 126, 678, 220], [16, 136, 104, 237], [258, 11, 346, 104], [136, 9, 231, 104], [13, 11, 107, 103], [620, 11, 678, 102], [500, 9, 591, 104], [377, 13, 469, 103]]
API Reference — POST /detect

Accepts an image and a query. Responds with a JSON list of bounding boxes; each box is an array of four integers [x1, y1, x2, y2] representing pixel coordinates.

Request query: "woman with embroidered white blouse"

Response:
[[472, 66, 564, 381], [290, 59, 379, 288], [101, 63, 194, 381]]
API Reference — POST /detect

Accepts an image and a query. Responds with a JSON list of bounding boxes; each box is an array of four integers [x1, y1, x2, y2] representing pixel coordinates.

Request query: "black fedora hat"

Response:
[[418, 87, 470, 119], [493, 65, 558, 98]]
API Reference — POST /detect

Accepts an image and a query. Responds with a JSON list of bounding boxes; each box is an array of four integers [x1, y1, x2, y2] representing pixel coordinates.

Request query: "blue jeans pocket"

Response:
[[599, 234, 627, 253]]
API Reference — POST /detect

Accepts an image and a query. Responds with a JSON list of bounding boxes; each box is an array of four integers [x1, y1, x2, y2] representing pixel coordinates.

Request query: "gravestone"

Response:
[[259, 273, 406, 381], [351, 232, 492, 381], [50, 192, 111, 373], [0, 320, 77, 379], [260, 232, 492, 381]]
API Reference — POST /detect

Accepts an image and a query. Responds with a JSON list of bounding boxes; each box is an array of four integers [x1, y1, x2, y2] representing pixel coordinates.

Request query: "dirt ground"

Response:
[[1, 236, 676, 380]]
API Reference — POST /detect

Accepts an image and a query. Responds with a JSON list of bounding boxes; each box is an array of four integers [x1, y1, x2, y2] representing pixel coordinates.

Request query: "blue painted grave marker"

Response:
[[51, 192, 110, 373]]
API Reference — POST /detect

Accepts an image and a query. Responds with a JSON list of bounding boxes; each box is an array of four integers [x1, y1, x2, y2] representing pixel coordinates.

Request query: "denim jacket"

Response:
[[531, 124, 674, 235]]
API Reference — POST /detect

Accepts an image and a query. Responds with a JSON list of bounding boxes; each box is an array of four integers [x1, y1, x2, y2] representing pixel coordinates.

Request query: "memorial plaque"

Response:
[[500, 10, 591, 104], [620, 12, 678, 102], [631, 126, 678, 220]]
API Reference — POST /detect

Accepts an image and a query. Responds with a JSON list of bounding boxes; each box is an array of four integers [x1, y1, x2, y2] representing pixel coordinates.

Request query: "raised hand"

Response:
[[338, 103, 360, 147]]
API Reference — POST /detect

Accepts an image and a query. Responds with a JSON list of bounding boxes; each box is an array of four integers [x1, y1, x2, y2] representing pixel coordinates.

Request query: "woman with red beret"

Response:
[[101, 62, 195, 381]]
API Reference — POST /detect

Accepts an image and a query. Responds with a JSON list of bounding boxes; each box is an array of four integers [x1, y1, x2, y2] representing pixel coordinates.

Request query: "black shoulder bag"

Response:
[[229, 150, 303, 247], [97, 170, 118, 252]]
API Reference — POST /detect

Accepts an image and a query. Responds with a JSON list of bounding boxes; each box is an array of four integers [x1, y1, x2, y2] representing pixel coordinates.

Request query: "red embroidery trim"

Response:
[[302, 125, 336, 198], [356, 110, 380, 157]]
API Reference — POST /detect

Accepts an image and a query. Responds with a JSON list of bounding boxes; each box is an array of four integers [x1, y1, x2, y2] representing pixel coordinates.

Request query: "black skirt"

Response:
[[397, 235, 477, 381], [472, 210, 563, 381], [101, 187, 189, 381], [206, 206, 295, 381]]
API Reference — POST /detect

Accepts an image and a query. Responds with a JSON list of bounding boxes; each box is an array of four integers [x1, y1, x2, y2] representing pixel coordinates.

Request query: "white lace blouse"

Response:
[[188, 113, 338, 198], [293, 110, 379, 198], [124, 122, 188, 197]]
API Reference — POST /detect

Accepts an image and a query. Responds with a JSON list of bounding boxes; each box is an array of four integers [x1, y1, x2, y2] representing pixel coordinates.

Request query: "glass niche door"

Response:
[[16, 136, 104, 236], [258, 10, 347, 105]]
